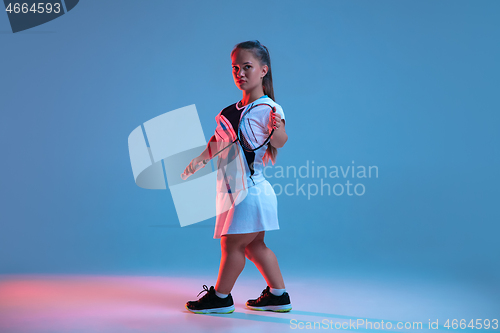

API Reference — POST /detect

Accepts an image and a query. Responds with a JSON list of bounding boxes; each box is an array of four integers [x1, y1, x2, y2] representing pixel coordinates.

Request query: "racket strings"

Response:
[[237, 103, 275, 152], [239, 129, 255, 151]]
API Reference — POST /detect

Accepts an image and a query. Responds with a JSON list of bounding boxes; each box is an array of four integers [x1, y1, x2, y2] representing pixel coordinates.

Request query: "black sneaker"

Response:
[[246, 286, 292, 312], [185, 285, 235, 314]]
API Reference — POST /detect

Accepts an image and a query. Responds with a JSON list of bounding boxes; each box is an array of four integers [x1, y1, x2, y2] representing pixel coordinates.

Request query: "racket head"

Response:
[[237, 103, 276, 152]]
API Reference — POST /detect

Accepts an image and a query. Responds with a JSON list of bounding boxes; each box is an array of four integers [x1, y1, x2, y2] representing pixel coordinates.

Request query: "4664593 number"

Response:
[[6, 2, 61, 14], [444, 319, 498, 330]]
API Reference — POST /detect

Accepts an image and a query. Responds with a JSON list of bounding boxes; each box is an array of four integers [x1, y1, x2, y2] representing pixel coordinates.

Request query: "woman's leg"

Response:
[[245, 231, 285, 289], [215, 232, 260, 295]]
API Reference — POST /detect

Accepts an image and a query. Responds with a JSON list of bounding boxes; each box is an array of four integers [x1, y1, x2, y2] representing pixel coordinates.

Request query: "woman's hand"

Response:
[[183, 155, 206, 177], [268, 108, 287, 148], [268, 107, 282, 132]]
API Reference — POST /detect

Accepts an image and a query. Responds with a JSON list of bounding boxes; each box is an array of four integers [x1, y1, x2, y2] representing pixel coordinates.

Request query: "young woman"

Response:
[[184, 40, 291, 314]]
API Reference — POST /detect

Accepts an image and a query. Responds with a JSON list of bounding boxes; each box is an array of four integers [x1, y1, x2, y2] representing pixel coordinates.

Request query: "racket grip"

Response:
[[180, 159, 208, 180]]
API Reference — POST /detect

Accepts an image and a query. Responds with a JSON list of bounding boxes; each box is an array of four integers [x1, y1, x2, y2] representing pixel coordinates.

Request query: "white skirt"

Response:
[[213, 180, 279, 239]]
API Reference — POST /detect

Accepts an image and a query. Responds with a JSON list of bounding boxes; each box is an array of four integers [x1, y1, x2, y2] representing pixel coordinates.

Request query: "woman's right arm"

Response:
[[183, 134, 218, 176], [199, 134, 218, 161]]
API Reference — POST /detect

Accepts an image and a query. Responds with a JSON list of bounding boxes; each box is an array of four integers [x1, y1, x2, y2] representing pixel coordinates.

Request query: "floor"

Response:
[[0, 270, 498, 333]]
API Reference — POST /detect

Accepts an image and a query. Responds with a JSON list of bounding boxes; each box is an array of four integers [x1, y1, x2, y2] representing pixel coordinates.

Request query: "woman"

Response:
[[184, 40, 291, 314]]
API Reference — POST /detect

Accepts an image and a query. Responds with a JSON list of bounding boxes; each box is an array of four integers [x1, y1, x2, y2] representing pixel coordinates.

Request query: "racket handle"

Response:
[[180, 159, 208, 180]]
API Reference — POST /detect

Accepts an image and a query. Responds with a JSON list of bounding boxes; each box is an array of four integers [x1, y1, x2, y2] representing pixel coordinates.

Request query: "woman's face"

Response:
[[231, 48, 268, 92]]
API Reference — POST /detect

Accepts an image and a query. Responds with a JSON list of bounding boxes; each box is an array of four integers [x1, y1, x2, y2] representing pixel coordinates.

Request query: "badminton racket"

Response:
[[181, 102, 276, 180]]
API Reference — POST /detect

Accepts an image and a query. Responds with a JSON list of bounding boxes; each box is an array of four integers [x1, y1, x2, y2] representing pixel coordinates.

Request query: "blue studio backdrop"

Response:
[[1, 0, 499, 292]]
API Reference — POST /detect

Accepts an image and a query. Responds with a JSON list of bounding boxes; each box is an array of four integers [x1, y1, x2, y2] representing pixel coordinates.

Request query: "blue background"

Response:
[[1, 0, 498, 292]]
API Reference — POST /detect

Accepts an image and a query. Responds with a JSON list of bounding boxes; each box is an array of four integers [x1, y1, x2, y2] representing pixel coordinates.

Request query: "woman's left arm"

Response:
[[269, 112, 288, 148]]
